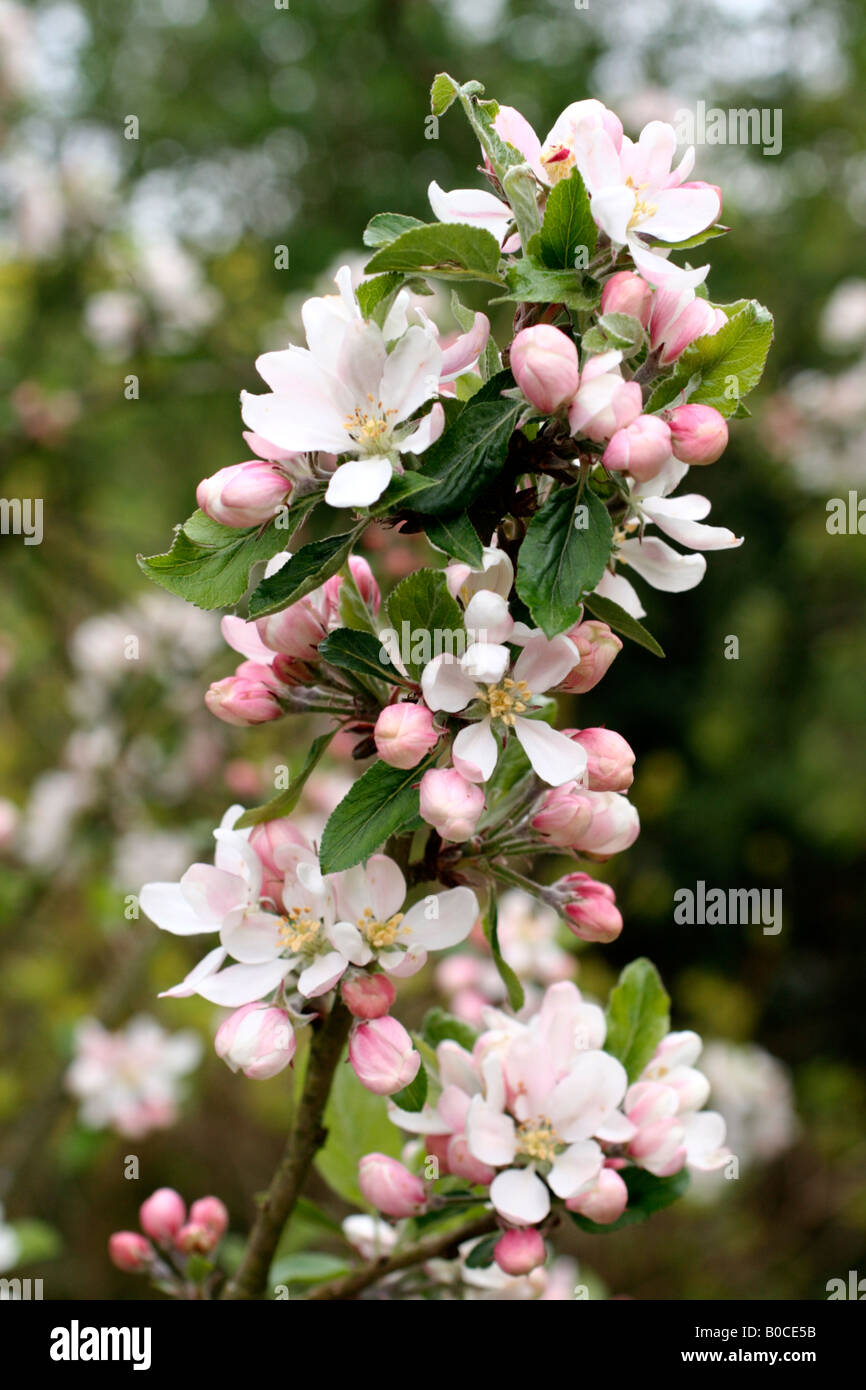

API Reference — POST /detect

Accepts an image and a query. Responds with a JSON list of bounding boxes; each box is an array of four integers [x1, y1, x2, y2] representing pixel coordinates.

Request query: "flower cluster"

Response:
[[109, 1188, 229, 1298], [65, 1016, 202, 1138]]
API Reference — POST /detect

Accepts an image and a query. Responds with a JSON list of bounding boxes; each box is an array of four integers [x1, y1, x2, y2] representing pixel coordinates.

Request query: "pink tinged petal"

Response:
[[140, 882, 221, 935], [242, 347, 351, 451], [181, 864, 248, 919], [428, 181, 512, 243], [460, 641, 510, 685], [364, 853, 407, 920], [667, 144, 696, 187], [421, 652, 477, 713], [195, 958, 293, 1007], [381, 943, 427, 977], [297, 951, 349, 998], [452, 720, 499, 783], [220, 910, 283, 965], [402, 885, 479, 951], [594, 567, 646, 619], [158, 946, 227, 998], [494, 105, 545, 182], [326, 919, 372, 967], [617, 536, 707, 591], [221, 614, 274, 662], [480, 1051, 507, 1113], [242, 429, 298, 464], [437, 1083, 472, 1132], [629, 121, 678, 189], [440, 312, 491, 382], [381, 326, 443, 422], [324, 457, 393, 509], [400, 401, 445, 454], [548, 1052, 629, 1142], [589, 185, 635, 244], [512, 717, 587, 787], [595, 1110, 638, 1143], [301, 293, 357, 374], [640, 496, 743, 551], [633, 454, 690, 500], [489, 1167, 550, 1224], [213, 831, 263, 895], [548, 1140, 604, 1199], [335, 319, 388, 405], [579, 124, 625, 194], [513, 632, 580, 693], [647, 187, 721, 242], [681, 1111, 730, 1170], [630, 242, 709, 290], [438, 1040, 481, 1094], [389, 1102, 452, 1135], [465, 1096, 517, 1166]]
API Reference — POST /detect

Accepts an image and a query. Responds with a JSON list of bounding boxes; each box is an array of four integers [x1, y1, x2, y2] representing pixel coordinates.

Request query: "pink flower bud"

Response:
[[374, 703, 439, 769], [568, 355, 642, 442], [358, 1153, 428, 1218], [320, 555, 381, 621], [249, 818, 309, 905], [189, 1197, 229, 1240], [557, 620, 622, 694], [139, 1188, 186, 1243], [558, 871, 623, 943], [174, 1221, 217, 1255], [205, 674, 283, 727], [649, 287, 726, 365], [270, 653, 316, 688], [257, 598, 328, 662], [532, 786, 639, 856], [419, 768, 485, 842], [563, 727, 635, 791], [602, 414, 672, 483], [626, 1082, 687, 1176], [665, 403, 729, 464], [510, 325, 579, 414], [108, 1231, 152, 1273], [493, 1227, 546, 1275], [215, 1002, 296, 1080], [349, 1016, 421, 1095], [196, 461, 290, 528], [601, 271, 653, 327], [341, 972, 397, 1020], [565, 1166, 628, 1224]]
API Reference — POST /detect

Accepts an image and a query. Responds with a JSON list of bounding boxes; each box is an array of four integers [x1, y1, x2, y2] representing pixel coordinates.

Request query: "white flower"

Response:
[[421, 592, 586, 787], [241, 266, 444, 510], [595, 455, 743, 619], [64, 1016, 201, 1138]]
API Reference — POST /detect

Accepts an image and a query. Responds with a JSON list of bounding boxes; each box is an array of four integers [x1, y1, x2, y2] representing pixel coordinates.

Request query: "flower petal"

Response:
[[465, 1096, 517, 1166], [489, 1166, 550, 1224], [548, 1140, 603, 1199], [513, 717, 587, 786], [195, 958, 293, 1006], [402, 886, 479, 951], [617, 536, 707, 591], [140, 882, 220, 935], [325, 456, 393, 509], [297, 951, 349, 998], [421, 652, 476, 714], [452, 719, 499, 783]]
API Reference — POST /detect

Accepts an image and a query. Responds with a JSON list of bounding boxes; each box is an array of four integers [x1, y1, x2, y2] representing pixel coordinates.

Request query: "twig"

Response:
[[306, 1211, 498, 1301], [221, 998, 353, 1300]]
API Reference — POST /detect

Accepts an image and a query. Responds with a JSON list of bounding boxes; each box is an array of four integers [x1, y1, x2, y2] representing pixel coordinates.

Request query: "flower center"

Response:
[[482, 677, 532, 726], [278, 906, 324, 954], [516, 1117, 560, 1163], [540, 144, 575, 183], [358, 906, 405, 950], [624, 177, 657, 229], [343, 394, 398, 451]]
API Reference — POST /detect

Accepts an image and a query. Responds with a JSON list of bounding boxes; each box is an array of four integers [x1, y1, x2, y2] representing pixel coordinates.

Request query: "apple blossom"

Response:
[[600, 270, 653, 326], [189, 1197, 229, 1240], [341, 972, 396, 1020], [139, 1188, 186, 1243], [108, 1232, 152, 1273], [358, 1154, 428, 1218], [494, 1228, 546, 1275], [510, 325, 579, 414], [649, 283, 727, 365], [568, 350, 642, 442], [564, 727, 635, 791], [418, 767, 485, 842], [602, 414, 672, 482], [374, 701, 440, 769], [532, 785, 640, 857], [205, 671, 284, 727], [557, 872, 623, 944], [214, 1002, 296, 1079], [565, 1165, 628, 1224], [196, 459, 292, 529], [349, 1016, 421, 1095], [666, 403, 729, 464], [555, 619, 622, 694]]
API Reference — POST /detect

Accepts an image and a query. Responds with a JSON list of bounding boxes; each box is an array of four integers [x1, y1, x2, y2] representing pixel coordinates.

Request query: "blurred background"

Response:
[[1, 0, 864, 1300]]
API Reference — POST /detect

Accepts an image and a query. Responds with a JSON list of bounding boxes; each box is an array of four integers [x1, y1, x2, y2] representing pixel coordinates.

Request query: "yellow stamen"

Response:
[[482, 677, 532, 727], [516, 1118, 560, 1163], [357, 905, 406, 951], [278, 905, 323, 953]]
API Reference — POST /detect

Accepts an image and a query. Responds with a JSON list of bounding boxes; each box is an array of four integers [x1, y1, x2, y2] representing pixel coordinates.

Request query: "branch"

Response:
[[221, 998, 353, 1300], [306, 1211, 498, 1301]]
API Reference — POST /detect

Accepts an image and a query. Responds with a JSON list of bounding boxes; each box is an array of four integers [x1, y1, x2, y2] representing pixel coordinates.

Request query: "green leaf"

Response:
[[316, 1048, 404, 1206], [422, 1006, 479, 1053], [424, 512, 484, 566], [137, 497, 318, 611], [363, 212, 426, 249], [385, 568, 465, 681], [463, 1233, 498, 1268], [318, 627, 406, 686], [568, 1167, 690, 1234], [596, 312, 644, 353], [484, 896, 524, 1012], [248, 527, 363, 618], [645, 300, 774, 418], [662, 223, 729, 250], [502, 163, 541, 245], [582, 592, 665, 658], [536, 168, 596, 269], [604, 957, 671, 1083], [492, 257, 601, 312], [392, 1062, 428, 1113], [356, 271, 404, 320], [338, 562, 378, 634], [430, 72, 459, 117], [319, 750, 440, 873], [269, 1252, 351, 1287], [517, 486, 613, 637], [370, 469, 438, 514], [413, 373, 521, 516], [235, 730, 336, 828], [365, 223, 503, 284]]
